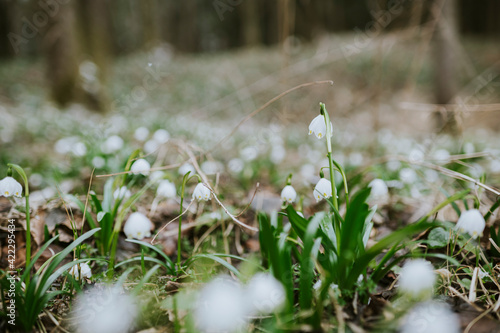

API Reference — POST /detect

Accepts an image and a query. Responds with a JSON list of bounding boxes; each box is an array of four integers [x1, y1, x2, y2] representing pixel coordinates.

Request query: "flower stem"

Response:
[[319, 103, 338, 211], [177, 172, 193, 272]]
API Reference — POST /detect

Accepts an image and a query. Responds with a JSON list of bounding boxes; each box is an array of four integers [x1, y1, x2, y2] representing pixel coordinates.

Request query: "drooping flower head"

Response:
[[400, 301, 460, 333], [455, 209, 485, 239], [308, 114, 332, 139], [398, 259, 436, 299], [130, 159, 151, 176], [313, 178, 332, 202], [68, 262, 92, 280], [113, 186, 131, 200], [157, 179, 177, 199], [368, 178, 388, 199], [281, 185, 297, 204], [193, 183, 211, 201], [0, 176, 23, 198], [123, 212, 152, 240]]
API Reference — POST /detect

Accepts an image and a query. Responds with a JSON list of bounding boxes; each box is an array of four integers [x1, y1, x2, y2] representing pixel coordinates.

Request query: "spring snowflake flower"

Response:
[[245, 273, 286, 315], [130, 159, 150, 175], [68, 262, 92, 280], [157, 180, 176, 199], [113, 186, 131, 200], [72, 285, 137, 333], [399, 259, 436, 298], [455, 209, 485, 239], [0, 177, 23, 197], [192, 183, 211, 201], [123, 212, 152, 240], [313, 178, 332, 202], [368, 179, 388, 199], [308, 115, 332, 139], [400, 301, 460, 333], [179, 163, 195, 175], [101, 135, 123, 154], [281, 185, 297, 204], [194, 276, 247, 333]]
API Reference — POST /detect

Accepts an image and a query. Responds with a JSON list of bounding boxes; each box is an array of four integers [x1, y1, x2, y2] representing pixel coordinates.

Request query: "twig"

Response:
[[150, 201, 194, 245]]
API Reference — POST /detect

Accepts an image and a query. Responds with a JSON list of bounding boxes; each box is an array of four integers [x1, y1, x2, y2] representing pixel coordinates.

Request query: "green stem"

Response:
[[177, 172, 199, 272]]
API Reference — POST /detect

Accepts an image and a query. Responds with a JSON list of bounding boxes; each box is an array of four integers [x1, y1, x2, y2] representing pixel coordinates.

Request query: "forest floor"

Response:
[[1, 33, 500, 332]]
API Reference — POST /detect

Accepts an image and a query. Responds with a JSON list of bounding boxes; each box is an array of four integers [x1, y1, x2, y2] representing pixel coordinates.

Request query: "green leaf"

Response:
[[125, 239, 174, 273], [427, 227, 450, 249], [186, 254, 242, 278]]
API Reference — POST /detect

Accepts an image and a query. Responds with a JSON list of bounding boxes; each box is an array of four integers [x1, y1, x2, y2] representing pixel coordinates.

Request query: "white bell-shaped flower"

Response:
[[123, 212, 152, 240], [194, 275, 248, 333], [192, 183, 211, 201], [398, 259, 436, 298], [280, 185, 297, 204], [455, 209, 485, 239], [113, 186, 131, 200], [157, 180, 176, 199], [308, 115, 332, 139], [68, 262, 92, 280], [0, 176, 23, 197], [245, 273, 286, 315], [130, 159, 150, 175], [313, 178, 332, 202]]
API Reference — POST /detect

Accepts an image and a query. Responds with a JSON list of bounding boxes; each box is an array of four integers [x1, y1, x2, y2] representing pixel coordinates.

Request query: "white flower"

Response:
[[72, 285, 137, 333], [245, 273, 286, 315], [149, 170, 165, 182], [0, 177, 23, 197], [123, 212, 152, 240], [398, 259, 436, 298], [179, 163, 195, 176], [68, 262, 92, 280], [400, 301, 460, 333], [194, 276, 247, 333], [130, 159, 150, 175], [192, 183, 211, 201], [455, 209, 485, 239], [399, 168, 417, 184], [153, 129, 170, 144], [134, 127, 149, 141], [313, 178, 332, 202], [368, 179, 388, 199], [281, 185, 297, 204], [92, 156, 106, 169], [113, 186, 131, 200], [308, 115, 332, 139], [433, 149, 450, 163], [143, 139, 159, 154], [228, 158, 244, 174], [101, 135, 123, 154], [157, 180, 176, 199]]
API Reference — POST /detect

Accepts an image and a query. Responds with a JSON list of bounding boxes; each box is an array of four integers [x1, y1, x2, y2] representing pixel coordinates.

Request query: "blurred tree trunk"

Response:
[[177, 0, 198, 52], [141, 0, 160, 50], [44, 0, 81, 107], [0, 0, 15, 58], [433, 0, 459, 134], [241, 0, 260, 46]]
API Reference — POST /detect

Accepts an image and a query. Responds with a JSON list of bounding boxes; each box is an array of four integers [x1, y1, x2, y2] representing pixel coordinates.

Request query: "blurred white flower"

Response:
[[424, 169, 439, 183], [270, 145, 286, 164], [123, 212, 152, 240], [399, 259, 436, 298], [433, 149, 450, 163], [92, 156, 106, 169], [349, 152, 364, 166], [281, 185, 297, 204], [194, 276, 247, 333], [228, 158, 244, 174], [400, 301, 460, 333], [157, 180, 176, 199], [113, 186, 131, 200], [490, 159, 500, 173], [101, 135, 124, 154], [0, 177, 22, 197], [68, 262, 92, 280], [463, 142, 475, 154], [245, 273, 285, 315], [134, 127, 149, 141], [72, 285, 137, 333], [130, 159, 150, 175], [313, 178, 332, 202], [149, 170, 165, 182], [368, 179, 388, 199], [409, 148, 425, 163], [153, 129, 170, 144], [29, 173, 43, 187], [387, 159, 402, 172], [308, 115, 332, 139], [399, 168, 417, 184], [193, 183, 211, 201], [143, 139, 160, 154], [240, 146, 258, 161], [455, 209, 485, 239], [72, 142, 87, 157], [201, 161, 223, 175], [179, 163, 195, 176]]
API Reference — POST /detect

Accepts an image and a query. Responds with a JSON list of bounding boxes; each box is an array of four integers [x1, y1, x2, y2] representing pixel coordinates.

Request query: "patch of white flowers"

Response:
[[123, 212, 152, 240], [0, 176, 23, 197], [68, 262, 92, 280], [455, 209, 485, 239]]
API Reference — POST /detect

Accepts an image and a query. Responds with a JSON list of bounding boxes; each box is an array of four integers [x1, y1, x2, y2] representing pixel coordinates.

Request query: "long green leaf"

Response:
[[186, 254, 242, 278]]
